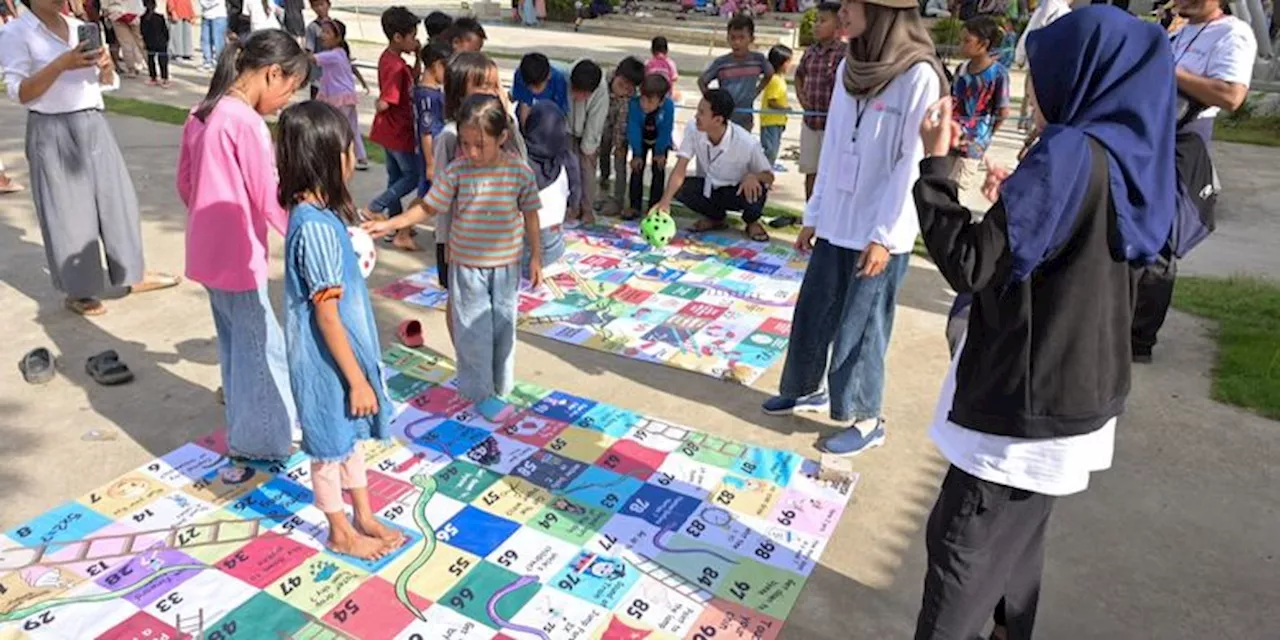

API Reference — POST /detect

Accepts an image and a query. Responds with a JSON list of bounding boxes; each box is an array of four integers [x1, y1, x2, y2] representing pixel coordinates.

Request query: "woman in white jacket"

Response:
[[761, 0, 945, 457], [242, 0, 277, 33]]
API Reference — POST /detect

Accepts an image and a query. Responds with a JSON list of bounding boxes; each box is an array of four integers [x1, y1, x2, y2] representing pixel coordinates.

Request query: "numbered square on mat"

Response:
[[323, 577, 432, 640]]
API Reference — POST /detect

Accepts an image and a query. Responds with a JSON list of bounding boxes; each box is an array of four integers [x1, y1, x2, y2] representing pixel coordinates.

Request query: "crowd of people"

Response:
[[0, 0, 1266, 635]]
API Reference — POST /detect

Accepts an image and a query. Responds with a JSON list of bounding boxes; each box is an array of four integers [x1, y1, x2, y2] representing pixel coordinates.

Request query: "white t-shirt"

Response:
[[537, 167, 569, 229], [1171, 15, 1258, 120], [929, 336, 1116, 497], [676, 120, 771, 198]]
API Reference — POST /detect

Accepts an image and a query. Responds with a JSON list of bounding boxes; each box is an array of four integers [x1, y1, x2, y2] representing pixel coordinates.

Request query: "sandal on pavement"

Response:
[[690, 218, 729, 233], [65, 298, 107, 316], [19, 347, 55, 385], [129, 272, 182, 295], [0, 180, 24, 195], [745, 222, 770, 243], [397, 319, 424, 348], [86, 350, 134, 386]]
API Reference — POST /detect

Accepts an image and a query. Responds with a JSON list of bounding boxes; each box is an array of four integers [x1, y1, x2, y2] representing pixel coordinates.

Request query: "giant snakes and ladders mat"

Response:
[[0, 345, 856, 640], [377, 222, 808, 386]]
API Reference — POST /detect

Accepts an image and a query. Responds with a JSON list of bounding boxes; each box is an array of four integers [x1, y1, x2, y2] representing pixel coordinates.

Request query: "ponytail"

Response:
[[193, 30, 311, 123]]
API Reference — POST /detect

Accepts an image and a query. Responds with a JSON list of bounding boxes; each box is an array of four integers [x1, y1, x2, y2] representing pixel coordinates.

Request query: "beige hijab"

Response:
[[843, 4, 948, 99]]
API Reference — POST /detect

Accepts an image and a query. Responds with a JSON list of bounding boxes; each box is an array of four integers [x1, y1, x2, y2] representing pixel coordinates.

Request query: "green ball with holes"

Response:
[[640, 208, 677, 248]]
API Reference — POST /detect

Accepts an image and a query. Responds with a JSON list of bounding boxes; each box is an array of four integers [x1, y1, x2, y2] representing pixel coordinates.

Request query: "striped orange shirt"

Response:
[[426, 157, 541, 268]]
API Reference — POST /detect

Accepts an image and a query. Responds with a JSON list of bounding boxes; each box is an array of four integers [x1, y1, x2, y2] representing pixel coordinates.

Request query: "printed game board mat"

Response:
[[0, 345, 857, 640], [377, 221, 809, 385]]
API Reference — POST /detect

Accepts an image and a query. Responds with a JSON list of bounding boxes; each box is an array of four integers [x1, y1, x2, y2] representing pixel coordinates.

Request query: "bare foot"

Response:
[[356, 516, 406, 548], [392, 230, 420, 252], [327, 527, 390, 560]]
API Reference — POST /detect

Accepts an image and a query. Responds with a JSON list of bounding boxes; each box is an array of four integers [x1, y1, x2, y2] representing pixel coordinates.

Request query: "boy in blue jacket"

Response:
[[625, 74, 675, 219]]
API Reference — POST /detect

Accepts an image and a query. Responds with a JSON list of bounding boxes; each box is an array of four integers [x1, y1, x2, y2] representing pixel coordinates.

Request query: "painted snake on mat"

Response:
[[394, 473, 438, 621]]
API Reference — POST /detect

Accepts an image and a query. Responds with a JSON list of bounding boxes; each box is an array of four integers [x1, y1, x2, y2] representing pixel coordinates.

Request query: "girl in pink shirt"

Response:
[[177, 30, 310, 461]]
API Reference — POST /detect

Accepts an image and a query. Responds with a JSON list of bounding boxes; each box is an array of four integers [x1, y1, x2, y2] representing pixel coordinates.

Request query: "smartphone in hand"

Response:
[[77, 23, 103, 53]]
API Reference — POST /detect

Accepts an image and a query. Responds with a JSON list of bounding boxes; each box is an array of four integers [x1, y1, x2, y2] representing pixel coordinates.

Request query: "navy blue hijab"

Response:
[[521, 101, 582, 212], [1001, 6, 1177, 282]]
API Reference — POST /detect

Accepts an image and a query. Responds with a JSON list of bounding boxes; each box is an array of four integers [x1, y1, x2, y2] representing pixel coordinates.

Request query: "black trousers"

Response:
[[146, 51, 169, 81], [675, 177, 767, 224], [1132, 252, 1177, 356], [915, 466, 1056, 640], [629, 145, 666, 213]]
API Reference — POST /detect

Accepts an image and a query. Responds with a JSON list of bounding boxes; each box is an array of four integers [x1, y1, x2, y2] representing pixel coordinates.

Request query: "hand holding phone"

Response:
[[77, 23, 102, 53]]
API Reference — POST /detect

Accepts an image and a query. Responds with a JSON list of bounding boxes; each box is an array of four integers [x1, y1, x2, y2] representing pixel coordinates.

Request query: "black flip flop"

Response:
[[19, 348, 55, 385], [86, 350, 134, 386], [767, 215, 798, 229]]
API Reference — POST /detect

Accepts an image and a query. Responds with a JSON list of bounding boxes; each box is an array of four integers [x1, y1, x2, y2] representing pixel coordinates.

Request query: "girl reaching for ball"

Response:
[[277, 100, 404, 560], [366, 94, 542, 424]]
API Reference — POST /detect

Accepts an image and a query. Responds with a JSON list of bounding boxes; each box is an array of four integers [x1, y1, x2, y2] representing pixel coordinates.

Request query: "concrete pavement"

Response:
[[1, 17, 1278, 638]]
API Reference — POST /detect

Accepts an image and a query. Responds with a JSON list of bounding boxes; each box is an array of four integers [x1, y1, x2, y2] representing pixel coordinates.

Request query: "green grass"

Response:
[[1172, 275, 1280, 420], [103, 95, 388, 164], [1214, 113, 1280, 147]]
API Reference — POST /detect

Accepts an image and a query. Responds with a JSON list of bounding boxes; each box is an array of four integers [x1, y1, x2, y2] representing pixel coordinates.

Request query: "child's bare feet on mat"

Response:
[[356, 516, 405, 547], [327, 525, 390, 560]]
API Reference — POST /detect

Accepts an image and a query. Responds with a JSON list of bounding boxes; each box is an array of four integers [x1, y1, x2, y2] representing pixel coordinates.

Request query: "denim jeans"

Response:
[[449, 263, 519, 402], [200, 17, 226, 67], [370, 149, 421, 216], [760, 125, 784, 165], [778, 239, 911, 422], [207, 285, 296, 460]]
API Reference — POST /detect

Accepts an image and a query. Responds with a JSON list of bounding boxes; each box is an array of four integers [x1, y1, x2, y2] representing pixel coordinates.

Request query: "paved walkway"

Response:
[[0, 18, 1277, 639]]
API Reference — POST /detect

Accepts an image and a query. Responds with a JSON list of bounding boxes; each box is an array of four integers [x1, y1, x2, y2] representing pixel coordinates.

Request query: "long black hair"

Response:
[[444, 52, 499, 122], [457, 94, 511, 142], [276, 101, 358, 224], [194, 30, 310, 122]]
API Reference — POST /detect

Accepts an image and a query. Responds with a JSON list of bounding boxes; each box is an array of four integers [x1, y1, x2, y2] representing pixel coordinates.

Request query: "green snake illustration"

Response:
[[394, 473, 439, 621], [0, 563, 207, 623]]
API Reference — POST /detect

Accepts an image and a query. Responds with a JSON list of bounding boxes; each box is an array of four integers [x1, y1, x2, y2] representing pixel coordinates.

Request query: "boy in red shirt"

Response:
[[368, 6, 421, 251]]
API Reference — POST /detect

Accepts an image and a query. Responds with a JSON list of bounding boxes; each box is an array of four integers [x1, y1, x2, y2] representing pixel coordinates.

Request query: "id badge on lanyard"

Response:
[[838, 98, 869, 194]]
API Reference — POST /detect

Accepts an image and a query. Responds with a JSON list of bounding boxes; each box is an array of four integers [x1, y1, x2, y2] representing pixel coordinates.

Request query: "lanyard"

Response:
[[850, 98, 869, 144], [1174, 13, 1225, 66]]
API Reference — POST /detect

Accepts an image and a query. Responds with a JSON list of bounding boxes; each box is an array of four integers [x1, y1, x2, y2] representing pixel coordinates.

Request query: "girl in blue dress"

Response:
[[276, 101, 404, 560]]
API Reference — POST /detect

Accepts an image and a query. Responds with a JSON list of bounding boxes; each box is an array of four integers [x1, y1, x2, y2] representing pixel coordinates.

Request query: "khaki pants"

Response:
[[949, 157, 986, 206], [112, 19, 146, 74]]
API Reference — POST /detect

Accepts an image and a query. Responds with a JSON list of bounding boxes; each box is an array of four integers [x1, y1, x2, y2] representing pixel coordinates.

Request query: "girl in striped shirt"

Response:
[[366, 95, 542, 423]]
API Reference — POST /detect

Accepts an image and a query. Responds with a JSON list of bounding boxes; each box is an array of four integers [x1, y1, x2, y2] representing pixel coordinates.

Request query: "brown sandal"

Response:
[[745, 222, 770, 243], [129, 272, 182, 295], [65, 298, 107, 316]]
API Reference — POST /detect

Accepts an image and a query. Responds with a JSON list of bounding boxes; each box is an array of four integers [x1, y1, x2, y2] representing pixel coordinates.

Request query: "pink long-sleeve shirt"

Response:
[[178, 98, 289, 292]]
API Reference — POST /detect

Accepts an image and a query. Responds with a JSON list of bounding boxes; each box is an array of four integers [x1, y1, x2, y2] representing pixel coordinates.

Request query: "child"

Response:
[[178, 30, 311, 461], [698, 13, 773, 132], [759, 44, 792, 172], [598, 56, 645, 214], [413, 41, 449, 198], [368, 5, 421, 251], [304, 0, 333, 97], [511, 52, 568, 122], [275, 101, 403, 560], [140, 0, 170, 87], [368, 95, 542, 422], [794, 1, 842, 201], [624, 74, 674, 220], [198, 0, 228, 71], [442, 16, 486, 52], [423, 9, 452, 43], [522, 101, 580, 277], [950, 15, 1011, 197], [644, 36, 679, 91], [429, 53, 528, 341], [313, 21, 370, 171], [567, 59, 608, 224]]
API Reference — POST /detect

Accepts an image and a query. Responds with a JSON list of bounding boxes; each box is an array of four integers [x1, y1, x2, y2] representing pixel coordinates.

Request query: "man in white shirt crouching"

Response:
[[653, 89, 777, 243]]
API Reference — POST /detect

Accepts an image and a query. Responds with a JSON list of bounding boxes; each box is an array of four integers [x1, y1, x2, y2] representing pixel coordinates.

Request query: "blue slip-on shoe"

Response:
[[476, 395, 515, 423], [817, 420, 886, 457], [761, 391, 830, 416]]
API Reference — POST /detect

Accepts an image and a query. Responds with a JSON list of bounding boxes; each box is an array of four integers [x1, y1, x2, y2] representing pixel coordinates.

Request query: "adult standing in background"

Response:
[[0, 0, 180, 316], [1013, 0, 1070, 128], [197, 0, 225, 71], [1132, 0, 1257, 364], [280, 0, 303, 40], [761, 0, 944, 457], [101, 0, 145, 75], [912, 8, 1175, 638], [166, 0, 194, 62]]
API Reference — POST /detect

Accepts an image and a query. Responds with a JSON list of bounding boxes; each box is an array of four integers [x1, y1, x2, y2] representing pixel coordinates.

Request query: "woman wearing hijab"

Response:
[[762, 0, 945, 457], [911, 7, 1176, 639], [520, 100, 580, 277]]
